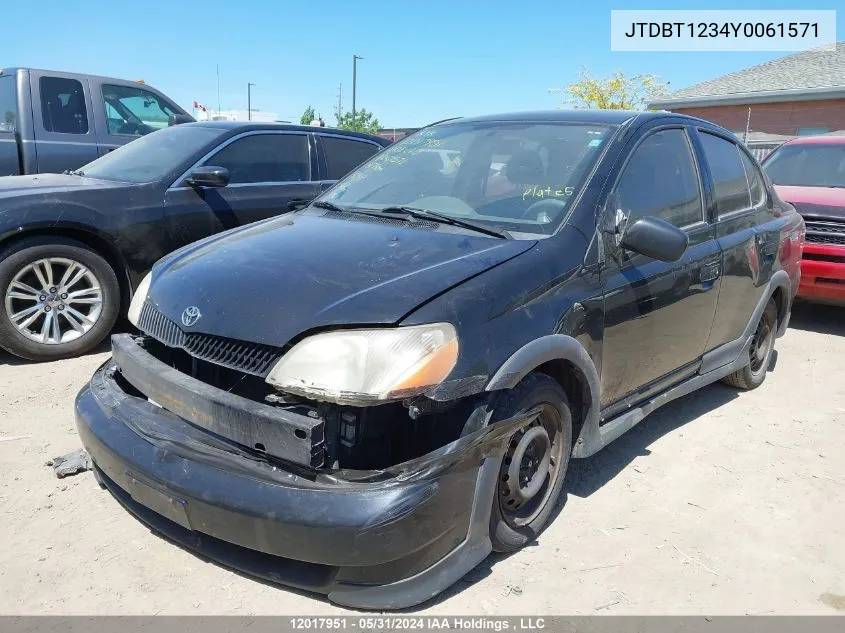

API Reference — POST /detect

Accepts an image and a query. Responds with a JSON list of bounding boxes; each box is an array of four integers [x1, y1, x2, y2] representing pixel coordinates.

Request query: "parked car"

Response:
[[76, 110, 803, 610], [762, 135, 845, 305], [0, 121, 389, 361], [0, 67, 194, 176]]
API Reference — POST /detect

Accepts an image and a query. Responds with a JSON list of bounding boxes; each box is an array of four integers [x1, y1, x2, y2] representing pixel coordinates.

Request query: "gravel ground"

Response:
[[0, 302, 843, 615]]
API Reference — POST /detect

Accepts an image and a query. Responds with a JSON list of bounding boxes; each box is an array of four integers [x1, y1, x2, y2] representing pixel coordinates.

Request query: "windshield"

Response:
[[320, 121, 615, 237], [763, 143, 845, 188], [79, 125, 225, 183]]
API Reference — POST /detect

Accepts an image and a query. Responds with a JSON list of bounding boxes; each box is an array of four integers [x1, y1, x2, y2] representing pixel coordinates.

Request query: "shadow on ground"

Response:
[[0, 319, 131, 367], [788, 300, 845, 336]]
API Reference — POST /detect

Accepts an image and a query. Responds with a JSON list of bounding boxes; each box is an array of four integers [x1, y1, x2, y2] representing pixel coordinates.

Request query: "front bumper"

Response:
[[798, 244, 845, 305], [76, 336, 530, 609]]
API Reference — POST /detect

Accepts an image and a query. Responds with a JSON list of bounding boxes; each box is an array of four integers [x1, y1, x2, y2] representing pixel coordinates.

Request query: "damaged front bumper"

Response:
[[75, 335, 536, 609]]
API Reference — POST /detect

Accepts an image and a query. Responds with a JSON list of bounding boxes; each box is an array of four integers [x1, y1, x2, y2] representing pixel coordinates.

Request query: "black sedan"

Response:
[[77, 110, 802, 608], [0, 121, 389, 361]]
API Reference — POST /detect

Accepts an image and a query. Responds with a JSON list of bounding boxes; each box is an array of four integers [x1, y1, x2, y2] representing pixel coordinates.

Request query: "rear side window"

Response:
[[206, 133, 310, 184], [739, 150, 766, 207], [0, 76, 16, 133], [322, 136, 380, 179], [699, 132, 751, 216], [40, 76, 88, 134], [615, 128, 703, 229]]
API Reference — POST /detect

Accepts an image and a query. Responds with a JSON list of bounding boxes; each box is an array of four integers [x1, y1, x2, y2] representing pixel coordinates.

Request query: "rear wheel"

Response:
[[721, 298, 778, 390], [487, 373, 572, 552], [0, 238, 120, 361]]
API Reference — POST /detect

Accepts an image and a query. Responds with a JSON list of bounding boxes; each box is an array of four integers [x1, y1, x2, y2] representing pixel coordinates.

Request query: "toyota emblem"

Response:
[[181, 306, 202, 327]]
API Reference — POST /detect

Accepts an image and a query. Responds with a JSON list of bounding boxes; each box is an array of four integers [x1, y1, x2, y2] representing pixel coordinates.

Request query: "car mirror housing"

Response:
[[168, 114, 194, 126], [186, 166, 229, 188], [620, 216, 688, 262]]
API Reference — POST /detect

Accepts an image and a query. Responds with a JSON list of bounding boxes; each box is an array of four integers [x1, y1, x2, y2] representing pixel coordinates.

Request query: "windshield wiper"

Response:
[[378, 206, 510, 239], [63, 169, 85, 176]]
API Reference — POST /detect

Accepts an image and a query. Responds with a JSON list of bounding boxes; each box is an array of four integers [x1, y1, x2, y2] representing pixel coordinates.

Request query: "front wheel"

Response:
[[0, 238, 120, 362], [487, 372, 573, 552], [721, 298, 778, 390]]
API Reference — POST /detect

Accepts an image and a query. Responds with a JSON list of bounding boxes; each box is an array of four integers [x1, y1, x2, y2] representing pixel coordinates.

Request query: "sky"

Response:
[[3, 0, 842, 128]]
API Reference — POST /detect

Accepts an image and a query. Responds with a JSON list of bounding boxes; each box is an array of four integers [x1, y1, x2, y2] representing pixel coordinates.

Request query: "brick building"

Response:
[[649, 42, 845, 141]]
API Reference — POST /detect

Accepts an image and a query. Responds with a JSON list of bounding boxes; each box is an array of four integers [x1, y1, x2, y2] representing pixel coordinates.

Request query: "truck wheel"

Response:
[[721, 298, 778, 391], [0, 237, 120, 362], [488, 372, 573, 553]]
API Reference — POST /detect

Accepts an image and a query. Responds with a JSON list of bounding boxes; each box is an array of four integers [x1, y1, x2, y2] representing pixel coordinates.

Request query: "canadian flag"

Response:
[[193, 101, 207, 112]]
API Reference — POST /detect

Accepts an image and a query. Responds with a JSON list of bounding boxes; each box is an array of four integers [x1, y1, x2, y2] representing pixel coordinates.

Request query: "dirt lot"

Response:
[[1, 303, 843, 616]]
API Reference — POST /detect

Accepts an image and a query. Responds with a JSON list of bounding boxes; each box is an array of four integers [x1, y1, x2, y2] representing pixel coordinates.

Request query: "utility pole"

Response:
[[336, 83, 343, 121], [247, 83, 255, 121], [216, 64, 221, 115], [352, 55, 363, 121]]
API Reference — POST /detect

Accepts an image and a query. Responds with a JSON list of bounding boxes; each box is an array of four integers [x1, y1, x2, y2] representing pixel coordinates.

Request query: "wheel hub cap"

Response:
[[4, 257, 103, 345]]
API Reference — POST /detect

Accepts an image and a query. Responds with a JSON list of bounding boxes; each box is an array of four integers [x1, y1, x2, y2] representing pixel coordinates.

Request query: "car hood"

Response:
[[148, 211, 536, 347], [0, 173, 127, 199], [774, 185, 845, 220]]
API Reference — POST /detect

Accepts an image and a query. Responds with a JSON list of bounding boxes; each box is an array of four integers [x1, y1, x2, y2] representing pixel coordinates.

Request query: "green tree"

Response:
[[549, 68, 668, 110], [336, 109, 381, 134], [300, 105, 316, 125]]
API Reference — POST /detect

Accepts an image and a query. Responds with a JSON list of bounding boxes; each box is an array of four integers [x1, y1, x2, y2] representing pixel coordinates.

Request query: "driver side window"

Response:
[[102, 84, 179, 136], [614, 128, 703, 230]]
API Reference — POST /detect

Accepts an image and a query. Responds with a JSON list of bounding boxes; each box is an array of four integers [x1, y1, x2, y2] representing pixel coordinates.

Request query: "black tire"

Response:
[[487, 372, 573, 553], [0, 237, 120, 362], [721, 298, 778, 390]]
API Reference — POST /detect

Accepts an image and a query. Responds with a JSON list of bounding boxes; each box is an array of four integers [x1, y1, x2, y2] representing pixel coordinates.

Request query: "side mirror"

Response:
[[186, 166, 229, 188], [620, 216, 688, 262], [168, 114, 194, 126]]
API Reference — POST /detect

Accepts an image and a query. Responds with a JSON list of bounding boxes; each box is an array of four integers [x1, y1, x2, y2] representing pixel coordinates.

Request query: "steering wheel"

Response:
[[521, 198, 568, 221], [415, 196, 478, 216], [118, 121, 142, 135]]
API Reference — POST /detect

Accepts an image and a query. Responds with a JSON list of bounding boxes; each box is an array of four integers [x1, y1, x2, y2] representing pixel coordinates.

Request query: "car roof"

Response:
[[437, 109, 662, 126], [185, 120, 389, 144], [780, 134, 845, 146]]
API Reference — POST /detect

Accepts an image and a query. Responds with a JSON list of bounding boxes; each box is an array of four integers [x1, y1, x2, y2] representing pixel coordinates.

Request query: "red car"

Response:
[[762, 135, 845, 305]]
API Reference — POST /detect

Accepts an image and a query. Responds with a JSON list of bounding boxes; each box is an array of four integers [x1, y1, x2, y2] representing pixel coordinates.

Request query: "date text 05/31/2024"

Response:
[[624, 22, 819, 38], [289, 617, 547, 631]]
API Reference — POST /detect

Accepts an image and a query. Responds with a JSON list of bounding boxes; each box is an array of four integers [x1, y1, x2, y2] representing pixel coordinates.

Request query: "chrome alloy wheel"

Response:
[[4, 257, 103, 345]]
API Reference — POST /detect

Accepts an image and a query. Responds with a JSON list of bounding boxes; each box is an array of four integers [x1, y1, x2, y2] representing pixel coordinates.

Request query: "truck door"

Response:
[[0, 74, 20, 176], [88, 79, 186, 157], [29, 70, 99, 173]]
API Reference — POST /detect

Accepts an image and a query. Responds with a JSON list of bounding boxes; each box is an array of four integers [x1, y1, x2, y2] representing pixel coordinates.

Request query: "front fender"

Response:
[[485, 334, 602, 458]]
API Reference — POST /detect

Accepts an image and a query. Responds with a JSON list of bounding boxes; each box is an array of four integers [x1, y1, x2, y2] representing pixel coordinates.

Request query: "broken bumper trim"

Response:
[[75, 360, 528, 609], [111, 333, 325, 467]]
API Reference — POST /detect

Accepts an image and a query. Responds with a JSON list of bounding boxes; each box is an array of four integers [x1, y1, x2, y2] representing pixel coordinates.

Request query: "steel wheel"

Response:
[[4, 257, 103, 345], [498, 403, 564, 528], [749, 305, 775, 374]]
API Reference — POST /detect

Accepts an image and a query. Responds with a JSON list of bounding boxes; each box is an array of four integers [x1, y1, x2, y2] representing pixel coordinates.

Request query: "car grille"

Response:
[[805, 220, 845, 246], [136, 302, 283, 377]]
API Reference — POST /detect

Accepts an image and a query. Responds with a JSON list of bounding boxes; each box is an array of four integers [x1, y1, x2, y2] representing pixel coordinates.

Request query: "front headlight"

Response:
[[265, 323, 458, 405], [127, 272, 152, 327]]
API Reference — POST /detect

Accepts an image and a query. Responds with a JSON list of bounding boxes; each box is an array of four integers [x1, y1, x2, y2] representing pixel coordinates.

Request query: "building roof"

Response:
[[650, 42, 845, 109]]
